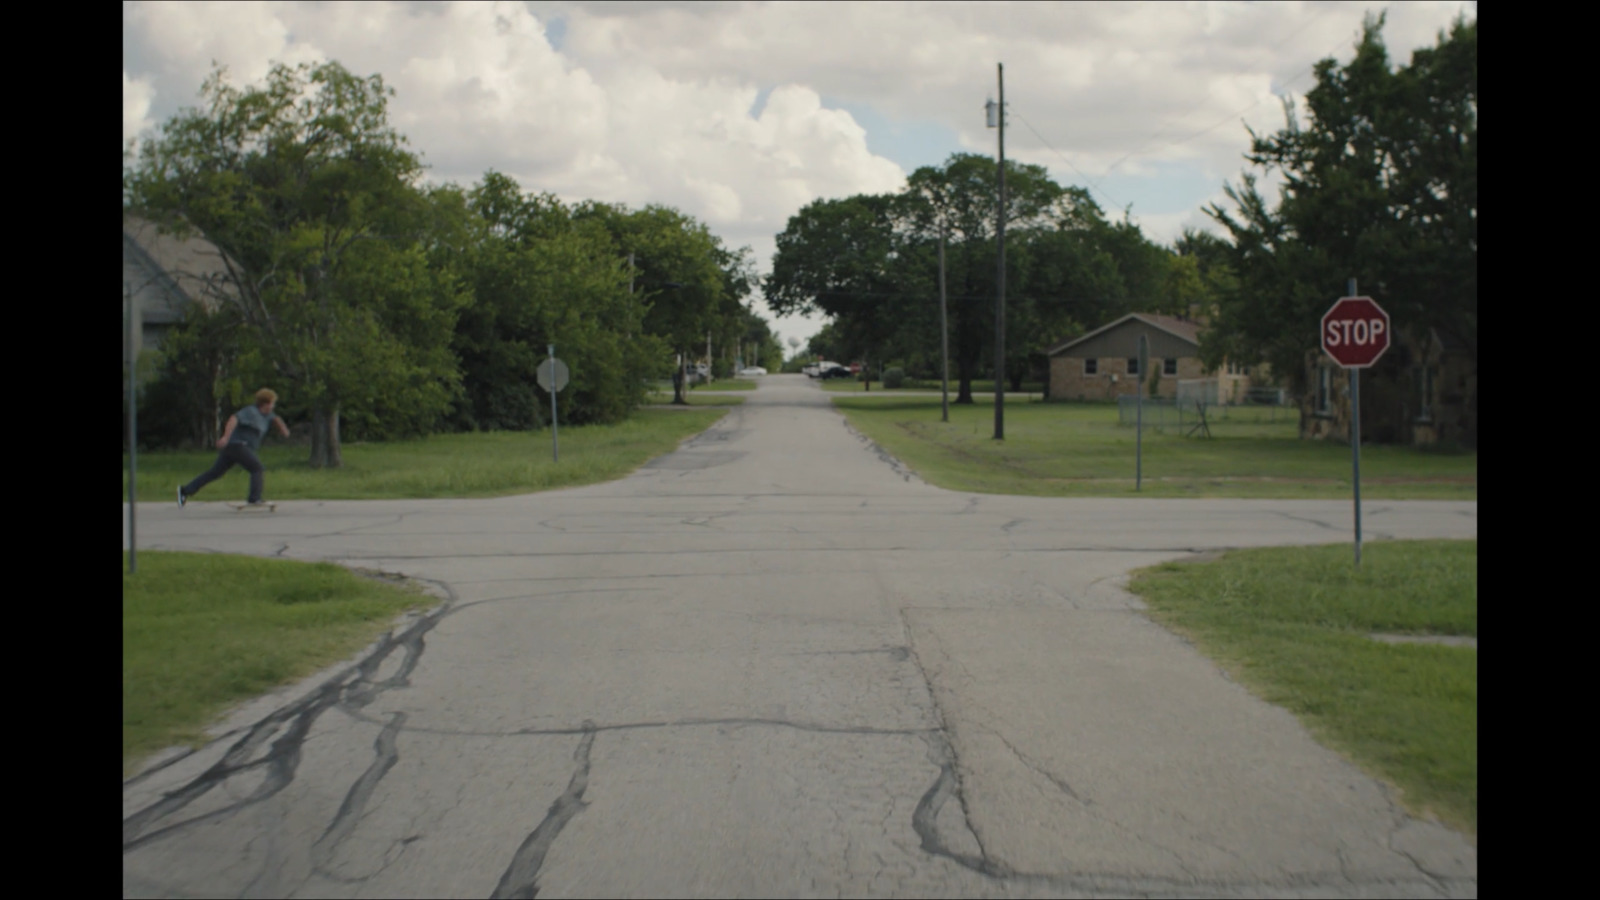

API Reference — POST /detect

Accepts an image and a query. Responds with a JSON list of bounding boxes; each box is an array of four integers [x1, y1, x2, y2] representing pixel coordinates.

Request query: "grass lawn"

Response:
[[647, 378, 759, 393], [123, 551, 439, 775], [831, 395, 1475, 500], [124, 408, 727, 503], [1127, 540, 1477, 836], [693, 378, 759, 392], [643, 391, 747, 407], [820, 378, 1045, 394]]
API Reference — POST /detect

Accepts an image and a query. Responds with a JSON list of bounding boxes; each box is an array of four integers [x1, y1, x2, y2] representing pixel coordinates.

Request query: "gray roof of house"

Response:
[[123, 214, 238, 311], [1046, 313, 1203, 356]]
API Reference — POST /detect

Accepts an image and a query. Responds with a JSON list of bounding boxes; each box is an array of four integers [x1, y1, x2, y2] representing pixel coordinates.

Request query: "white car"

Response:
[[739, 367, 767, 376], [803, 361, 839, 378]]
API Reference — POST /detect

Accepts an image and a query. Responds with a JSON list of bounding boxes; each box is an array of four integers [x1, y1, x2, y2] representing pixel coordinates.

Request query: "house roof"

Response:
[[1046, 313, 1203, 356], [123, 214, 238, 311]]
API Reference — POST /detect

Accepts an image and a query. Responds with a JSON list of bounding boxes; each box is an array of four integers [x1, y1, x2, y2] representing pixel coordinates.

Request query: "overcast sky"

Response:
[[123, 0, 1476, 351]]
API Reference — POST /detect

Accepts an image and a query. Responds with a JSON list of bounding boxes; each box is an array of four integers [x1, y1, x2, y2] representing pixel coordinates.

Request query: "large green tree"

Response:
[[572, 202, 737, 403], [123, 60, 464, 467], [1204, 12, 1476, 413], [765, 193, 908, 389], [451, 172, 660, 429], [768, 152, 1181, 400], [896, 154, 1076, 400]]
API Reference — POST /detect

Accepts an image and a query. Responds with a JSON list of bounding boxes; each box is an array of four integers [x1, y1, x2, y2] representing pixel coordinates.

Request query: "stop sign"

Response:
[[1321, 296, 1391, 368]]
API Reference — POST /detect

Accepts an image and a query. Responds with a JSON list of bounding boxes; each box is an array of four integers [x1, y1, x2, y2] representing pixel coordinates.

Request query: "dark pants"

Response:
[[182, 444, 265, 503]]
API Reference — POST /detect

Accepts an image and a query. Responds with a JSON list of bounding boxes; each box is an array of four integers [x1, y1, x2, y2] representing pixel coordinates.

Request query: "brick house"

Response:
[[1302, 325, 1475, 448], [1046, 313, 1254, 402]]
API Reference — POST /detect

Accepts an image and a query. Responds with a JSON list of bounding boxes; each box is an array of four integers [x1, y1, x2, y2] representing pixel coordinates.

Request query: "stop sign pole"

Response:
[[537, 345, 571, 462], [1321, 281, 1391, 568], [549, 344, 559, 462]]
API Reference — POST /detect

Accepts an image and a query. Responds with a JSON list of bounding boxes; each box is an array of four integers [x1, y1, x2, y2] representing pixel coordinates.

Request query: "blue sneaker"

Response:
[[178, 486, 188, 509]]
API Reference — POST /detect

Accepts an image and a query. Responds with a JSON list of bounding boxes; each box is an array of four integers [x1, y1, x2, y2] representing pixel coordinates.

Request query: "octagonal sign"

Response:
[[1321, 296, 1391, 368]]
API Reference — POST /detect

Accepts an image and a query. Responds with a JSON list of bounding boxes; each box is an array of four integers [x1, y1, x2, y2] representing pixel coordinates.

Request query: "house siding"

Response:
[[1046, 315, 1253, 402], [1299, 329, 1476, 448]]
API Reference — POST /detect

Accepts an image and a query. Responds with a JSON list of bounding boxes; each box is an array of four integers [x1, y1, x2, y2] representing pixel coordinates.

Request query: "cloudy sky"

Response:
[[123, 0, 1475, 351]]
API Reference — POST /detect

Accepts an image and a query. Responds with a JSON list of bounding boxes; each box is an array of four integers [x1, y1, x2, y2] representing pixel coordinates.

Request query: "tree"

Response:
[[573, 202, 730, 404], [737, 304, 784, 372], [766, 151, 1194, 401], [1204, 11, 1476, 429], [895, 154, 1076, 401], [123, 60, 464, 467], [451, 172, 659, 429], [766, 194, 907, 390], [708, 242, 760, 378], [133, 293, 245, 450]]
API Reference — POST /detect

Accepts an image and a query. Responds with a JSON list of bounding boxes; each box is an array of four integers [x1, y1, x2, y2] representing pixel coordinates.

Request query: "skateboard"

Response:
[[227, 502, 277, 512]]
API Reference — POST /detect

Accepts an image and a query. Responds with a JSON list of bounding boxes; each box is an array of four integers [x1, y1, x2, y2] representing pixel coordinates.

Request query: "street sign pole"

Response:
[[1348, 279, 1361, 568], [1321, 285, 1387, 569], [549, 344, 559, 462], [1136, 334, 1147, 491], [537, 348, 571, 462], [126, 286, 137, 574], [939, 229, 949, 423]]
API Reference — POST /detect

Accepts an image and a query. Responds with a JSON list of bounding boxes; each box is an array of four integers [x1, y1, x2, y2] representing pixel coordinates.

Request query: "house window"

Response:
[[1084, 358, 1098, 375], [1316, 365, 1332, 414], [1127, 357, 1140, 376], [1164, 358, 1178, 376]]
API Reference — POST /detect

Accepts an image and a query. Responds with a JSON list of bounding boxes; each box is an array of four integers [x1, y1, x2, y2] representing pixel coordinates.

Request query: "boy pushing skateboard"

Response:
[[178, 388, 290, 509]]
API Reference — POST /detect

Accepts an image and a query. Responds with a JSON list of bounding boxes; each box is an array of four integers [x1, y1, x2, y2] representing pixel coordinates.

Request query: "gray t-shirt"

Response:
[[229, 405, 276, 451]]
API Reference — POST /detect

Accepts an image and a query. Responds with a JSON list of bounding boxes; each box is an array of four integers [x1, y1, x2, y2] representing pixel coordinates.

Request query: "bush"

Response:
[[883, 367, 906, 389]]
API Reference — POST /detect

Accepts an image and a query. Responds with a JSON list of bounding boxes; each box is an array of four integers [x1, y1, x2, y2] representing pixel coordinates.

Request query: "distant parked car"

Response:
[[739, 366, 767, 376], [819, 365, 853, 380]]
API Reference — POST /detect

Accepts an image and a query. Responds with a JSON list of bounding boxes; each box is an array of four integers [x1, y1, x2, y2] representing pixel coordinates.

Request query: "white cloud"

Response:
[[122, 71, 156, 147]]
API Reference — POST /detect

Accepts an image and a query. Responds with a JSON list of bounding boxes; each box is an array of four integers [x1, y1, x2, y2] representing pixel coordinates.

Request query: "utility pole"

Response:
[[988, 63, 1007, 440], [939, 227, 950, 423]]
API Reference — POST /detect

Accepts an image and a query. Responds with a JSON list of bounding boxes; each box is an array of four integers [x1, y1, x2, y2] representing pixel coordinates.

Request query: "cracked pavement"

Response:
[[123, 374, 1477, 898]]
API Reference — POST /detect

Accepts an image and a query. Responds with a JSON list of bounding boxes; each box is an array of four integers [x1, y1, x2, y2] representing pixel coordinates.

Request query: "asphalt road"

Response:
[[123, 374, 1477, 899]]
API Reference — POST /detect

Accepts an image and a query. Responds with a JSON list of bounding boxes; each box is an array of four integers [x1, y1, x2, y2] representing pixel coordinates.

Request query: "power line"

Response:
[[767, 287, 1094, 304], [1096, 5, 1345, 179], [1098, 28, 1358, 180], [1014, 113, 1123, 212], [1004, 15, 1366, 226]]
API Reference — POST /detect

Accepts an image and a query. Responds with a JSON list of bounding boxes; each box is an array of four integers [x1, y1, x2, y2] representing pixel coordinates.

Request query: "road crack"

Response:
[[123, 576, 456, 854], [311, 711, 407, 878], [491, 724, 598, 899]]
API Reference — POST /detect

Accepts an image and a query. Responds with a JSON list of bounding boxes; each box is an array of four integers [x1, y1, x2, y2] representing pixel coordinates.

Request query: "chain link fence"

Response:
[[1118, 382, 1293, 432]]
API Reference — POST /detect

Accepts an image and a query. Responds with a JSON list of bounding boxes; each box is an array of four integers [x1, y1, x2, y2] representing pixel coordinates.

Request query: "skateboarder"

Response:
[[178, 388, 290, 508]]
